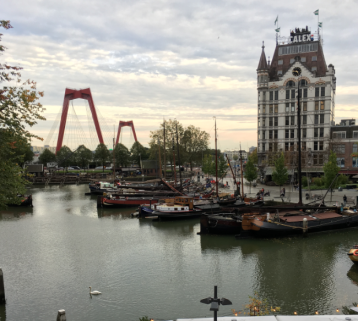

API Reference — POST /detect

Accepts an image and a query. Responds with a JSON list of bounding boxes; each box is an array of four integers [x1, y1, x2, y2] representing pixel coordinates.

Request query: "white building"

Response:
[[257, 26, 336, 174]]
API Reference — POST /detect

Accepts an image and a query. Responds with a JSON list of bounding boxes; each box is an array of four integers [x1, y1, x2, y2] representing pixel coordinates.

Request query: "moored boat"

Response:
[[8, 194, 33, 207], [348, 245, 358, 264], [98, 194, 161, 208]]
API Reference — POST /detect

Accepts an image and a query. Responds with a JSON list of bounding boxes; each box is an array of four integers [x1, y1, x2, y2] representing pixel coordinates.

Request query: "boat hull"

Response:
[[200, 214, 242, 235], [98, 197, 160, 208]]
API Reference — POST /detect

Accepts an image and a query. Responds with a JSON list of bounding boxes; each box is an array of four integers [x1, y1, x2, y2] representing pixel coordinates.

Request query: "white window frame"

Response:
[[333, 131, 346, 139]]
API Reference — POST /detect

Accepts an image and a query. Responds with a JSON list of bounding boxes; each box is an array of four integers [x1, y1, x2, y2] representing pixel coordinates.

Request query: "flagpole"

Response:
[[317, 11, 320, 40]]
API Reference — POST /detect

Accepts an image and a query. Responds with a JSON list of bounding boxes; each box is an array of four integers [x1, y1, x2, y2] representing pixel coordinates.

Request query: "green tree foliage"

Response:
[[244, 155, 258, 193], [218, 153, 229, 180], [56, 145, 73, 169], [0, 20, 45, 208], [114, 143, 131, 167], [272, 153, 288, 188], [233, 154, 239, 161], [38, 148, 56, 165], [94, 143, 110, 172], [130, 141, 148, 166], [74, 145, 93, 169], [202, 154, 215, 176], [0, 131, 29, 208], [250, 148, 258, 165], [323, 151, 340, 188]]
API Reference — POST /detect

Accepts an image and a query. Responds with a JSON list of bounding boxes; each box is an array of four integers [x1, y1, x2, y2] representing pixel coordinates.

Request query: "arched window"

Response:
[[286, 80, 295, 87], [299, 79, 307, 86]]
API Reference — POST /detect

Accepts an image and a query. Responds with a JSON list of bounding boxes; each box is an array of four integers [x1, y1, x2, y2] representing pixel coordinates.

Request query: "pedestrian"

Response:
[[343, 194, 347, 207], [283, 187, 285, 196]]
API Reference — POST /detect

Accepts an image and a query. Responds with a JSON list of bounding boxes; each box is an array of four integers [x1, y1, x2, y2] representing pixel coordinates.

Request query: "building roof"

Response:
[[257, 43, 268, 71], [269, 40, 327, 81]]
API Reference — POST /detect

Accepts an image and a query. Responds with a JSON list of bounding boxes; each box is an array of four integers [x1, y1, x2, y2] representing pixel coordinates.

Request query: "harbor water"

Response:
[[1, 184, 358, 320]]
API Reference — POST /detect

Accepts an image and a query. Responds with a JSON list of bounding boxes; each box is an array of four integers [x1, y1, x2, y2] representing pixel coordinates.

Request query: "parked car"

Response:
[[70, 166, 81, 170], [95, 166, 105, 170]]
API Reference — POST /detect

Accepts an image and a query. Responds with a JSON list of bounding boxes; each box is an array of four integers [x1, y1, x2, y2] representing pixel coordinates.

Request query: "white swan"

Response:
[[89, 286, 101, 295]]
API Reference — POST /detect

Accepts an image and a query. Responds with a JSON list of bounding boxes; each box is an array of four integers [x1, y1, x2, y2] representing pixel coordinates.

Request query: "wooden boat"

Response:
[[199, 213, 242, 235], [152, 196, 203, 220], [98, 194, 161, 208], [89, 181, 117, 195], [8, 195, 33, 207], [246, 208, 358, 238], [348, 245, 358, 264]]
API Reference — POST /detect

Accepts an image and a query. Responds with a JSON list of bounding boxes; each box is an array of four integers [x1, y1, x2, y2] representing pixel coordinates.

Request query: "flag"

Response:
[[275, 27, 280, 32], [313, 9, 319, 15], [274, 16, 278, 25], [318, 22, 322, 28]]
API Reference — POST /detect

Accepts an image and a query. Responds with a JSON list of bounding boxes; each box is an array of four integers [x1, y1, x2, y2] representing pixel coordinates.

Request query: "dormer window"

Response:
[[312, 67, 317, 72], [278, 70, 282, 76], [312, 56, 317, 61], [299, 79, 307, 86], [278, 60, 283, 65]]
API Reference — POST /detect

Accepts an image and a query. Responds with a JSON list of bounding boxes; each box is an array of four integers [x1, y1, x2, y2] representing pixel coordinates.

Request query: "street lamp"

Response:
[[200, 286, 232, 321]]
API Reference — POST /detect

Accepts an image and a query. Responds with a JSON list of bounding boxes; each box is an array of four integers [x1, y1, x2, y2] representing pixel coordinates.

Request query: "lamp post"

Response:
[[200, 286, 232, 321]]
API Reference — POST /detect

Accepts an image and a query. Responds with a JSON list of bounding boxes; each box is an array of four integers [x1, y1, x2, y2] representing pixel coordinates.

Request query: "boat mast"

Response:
[[240, 144, 244, 197], [113, 137, 115, 185], [176, 122, 182, 188], [215, 117, 218, 197], [172, 138, 177, 185], [226, 154, 240, 196], [297, 80, 302, 205], [158, 137, 162, 178], [163, 120, 166, 179]]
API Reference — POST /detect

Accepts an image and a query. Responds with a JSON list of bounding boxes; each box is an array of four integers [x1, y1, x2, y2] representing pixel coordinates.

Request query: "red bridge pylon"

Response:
[[115, 121, 138, 145], [56, 88, 104, 153]]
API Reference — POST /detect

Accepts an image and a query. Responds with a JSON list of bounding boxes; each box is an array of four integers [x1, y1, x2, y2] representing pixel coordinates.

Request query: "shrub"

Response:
[[302, 176, 308, 187]]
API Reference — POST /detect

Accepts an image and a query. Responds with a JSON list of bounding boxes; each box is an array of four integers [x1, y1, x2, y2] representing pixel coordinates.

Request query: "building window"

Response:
[[274, 117, 278, 126], [320, 114, 324, 124], [269, 105, 273, 113], [269, 143, 272, 152], [269, 130, 273, 139], [258, 132, 261, 139], [286, 80, 295, 87], [333, 144, 345, 154], [303, 115, 307, 125], [312, 56, 317, 61], [313, 154, 324, 165], [298, 89, 302, 98], [262, 118, 266, 127], [314, 128, 318, 138], [274, 130, 278, 139], [290, 142, 294, 151], [258, 120, 260, 127], [269, 117, 273, 126], [262, 143, 265, 152], [315, 101, 319, 110], [290, 129, 294, 138], [285, 129, 289, 138], [353, 157, 358, 168], [278, 70, 282, 76], [336, 158, 345, 168], [290, 58, 295, 64], [303, 102, 307, 111], [321, 87, 325, 96], [275, 91, 278, 100], [285, 116, 289, 126], [319, 127, 324, 138], [301, 57, 306, 62], [262, 105, 266, 113], [286, 103, 289, 112], [263, 92, 266, 100], [291, 103, 295, 112], [314, 114, 319, 124], [303, 88, 308, 98], [353, 144, 358, 153], [262, 131, 266, 139], [286, 90, 290, 99], [291, 89, 295, 99], [314, 141, 318, 151], [302, 142, 307, 150], [320, 101, 324, 110], [319, 141, 324, 150], [274, 104, 278, 113], [291, 116, 295, 125], [270, 91, 273, 100], [278, 59, 283, 65], [312, 67, 317, 72], [303, 128, 307, 138], [285, 142, 289, 151], [315, 87, 319, 97], [332, 131, 346, 139]]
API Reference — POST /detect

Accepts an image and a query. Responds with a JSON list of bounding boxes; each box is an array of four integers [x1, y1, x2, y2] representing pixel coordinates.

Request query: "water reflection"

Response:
[[149, 219, 197, 236], [347, 264, 358, 286], [0, 208, 33, 220], [97, 207, 134, 219], [0, 305, 5, 321]]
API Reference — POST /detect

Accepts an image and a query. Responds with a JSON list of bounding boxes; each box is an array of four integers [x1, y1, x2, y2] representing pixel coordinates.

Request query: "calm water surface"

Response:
[[0, 184, 358, 321]]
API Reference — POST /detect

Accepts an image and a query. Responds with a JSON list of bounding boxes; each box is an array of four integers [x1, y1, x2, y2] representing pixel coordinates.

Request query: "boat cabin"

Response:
[[151, 196, 194, 212]]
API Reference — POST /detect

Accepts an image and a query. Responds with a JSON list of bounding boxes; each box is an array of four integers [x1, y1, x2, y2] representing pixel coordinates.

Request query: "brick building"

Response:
[[256, 26, 336, 179]]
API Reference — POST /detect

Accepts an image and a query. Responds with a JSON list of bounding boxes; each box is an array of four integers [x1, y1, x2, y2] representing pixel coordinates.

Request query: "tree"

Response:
[[250, 148, 258, 165], [56, 145, 73, 170], [272, 152, 288, 191], [94, 143, 110, 172], [233, 155, 239, 161], [130, 141, 148, 166], [202, 154, 215, 176], [114, 143, 130, 167], [218, 153, 229, 181], [323, 150, 340, 188], [74, 145, 93, 169], [0, 20, 45, 208], [244, 155, 258, 193], [39, 148, 56, 165]]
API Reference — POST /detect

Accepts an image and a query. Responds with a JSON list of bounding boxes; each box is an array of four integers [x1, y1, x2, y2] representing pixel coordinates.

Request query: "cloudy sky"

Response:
[[2, 0, 358, 151]]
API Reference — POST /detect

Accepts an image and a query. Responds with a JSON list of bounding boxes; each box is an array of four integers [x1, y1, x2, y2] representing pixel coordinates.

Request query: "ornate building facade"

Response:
[[257, 27, 336, 178]]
